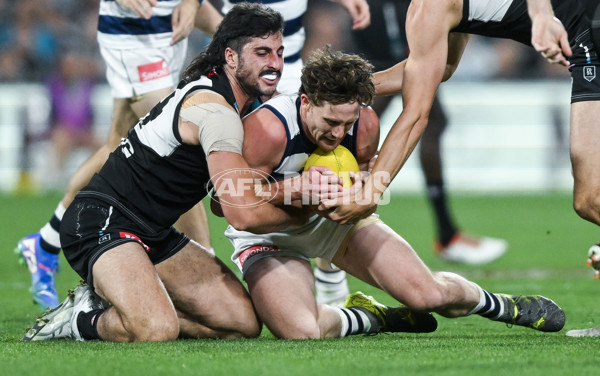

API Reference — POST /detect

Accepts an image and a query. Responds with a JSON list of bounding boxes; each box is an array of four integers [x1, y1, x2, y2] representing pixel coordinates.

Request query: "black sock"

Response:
[[76, 309, 104, 340], [426, 182, 458, 245]]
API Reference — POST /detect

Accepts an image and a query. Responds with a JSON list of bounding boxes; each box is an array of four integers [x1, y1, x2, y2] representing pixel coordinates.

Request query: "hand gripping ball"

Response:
[[304, 145, 360, 188]]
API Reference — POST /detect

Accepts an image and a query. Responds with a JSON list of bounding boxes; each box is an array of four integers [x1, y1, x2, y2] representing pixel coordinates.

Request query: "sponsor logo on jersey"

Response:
[[138, 60, 170, 82], [238, 245, 279, 267], [98, 234, 111, 244], [584, 66, 596, 82], [119, 232, 150, 252]]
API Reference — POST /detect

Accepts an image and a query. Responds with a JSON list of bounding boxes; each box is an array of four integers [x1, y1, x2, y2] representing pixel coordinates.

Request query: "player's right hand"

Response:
[[117, 0, 158, 20], [301, 166, 344, 206], [587, 244, 600, 279]]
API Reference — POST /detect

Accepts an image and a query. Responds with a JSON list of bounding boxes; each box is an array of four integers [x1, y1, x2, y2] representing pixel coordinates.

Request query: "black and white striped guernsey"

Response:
[[453, 0, 586, 47], [80, 69, 238, 232]]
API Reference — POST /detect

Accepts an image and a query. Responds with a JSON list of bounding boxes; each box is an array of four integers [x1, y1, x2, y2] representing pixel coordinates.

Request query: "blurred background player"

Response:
[[46, 49, 102, 189], [15, 0, 223, 310], [221, 0, 371, 306]]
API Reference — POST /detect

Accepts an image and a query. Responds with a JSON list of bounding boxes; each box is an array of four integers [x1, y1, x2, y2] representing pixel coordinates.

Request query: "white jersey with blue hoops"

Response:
[[254, 94, 358, 181], [98, 0, 184, 49]]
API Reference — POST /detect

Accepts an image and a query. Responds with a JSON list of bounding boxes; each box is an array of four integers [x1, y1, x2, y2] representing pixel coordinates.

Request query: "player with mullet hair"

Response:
[[16, 0, 223, 311], [223, 47, 565, 339], [22, 3, 334, 343]]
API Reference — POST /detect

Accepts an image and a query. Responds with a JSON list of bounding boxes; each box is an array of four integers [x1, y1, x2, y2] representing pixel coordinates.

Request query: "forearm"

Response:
[[526, 0, 555, 18], [373, 60, 406, 96], [194, 0, 222, 36], [254, 175, 303, 206], [224, 202, 308, 234], [366, 110, 427, 197]]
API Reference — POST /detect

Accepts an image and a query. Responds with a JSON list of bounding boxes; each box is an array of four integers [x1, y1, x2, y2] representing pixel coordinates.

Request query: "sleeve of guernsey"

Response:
[[180, 102, 244, 155]]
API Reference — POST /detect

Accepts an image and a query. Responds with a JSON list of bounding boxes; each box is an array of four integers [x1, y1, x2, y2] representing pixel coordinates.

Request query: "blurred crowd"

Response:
[[0, 0, 571, 85], [0, 0, 571, 191]]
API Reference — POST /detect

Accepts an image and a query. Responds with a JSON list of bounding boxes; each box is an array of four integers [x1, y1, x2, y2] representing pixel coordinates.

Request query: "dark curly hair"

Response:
[[299, 46, 375, 107], [183, 2, 284, 82]]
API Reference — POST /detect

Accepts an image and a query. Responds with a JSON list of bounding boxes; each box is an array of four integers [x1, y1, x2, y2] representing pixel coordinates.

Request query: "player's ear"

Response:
[[224, 47, 238, 69]]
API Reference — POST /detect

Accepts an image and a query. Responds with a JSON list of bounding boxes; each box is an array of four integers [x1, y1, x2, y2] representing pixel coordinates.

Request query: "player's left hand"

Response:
[[531, 13, 571, 67], [319, 172, 377, 224], [170, 0, 200, 45], [334, 0, 371, 30]]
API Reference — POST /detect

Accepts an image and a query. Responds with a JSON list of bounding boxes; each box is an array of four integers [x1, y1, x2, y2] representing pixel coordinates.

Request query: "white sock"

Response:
[[467, 283, 504, 320], [314, 267, 350, 305], [334, 307, 373, 337]]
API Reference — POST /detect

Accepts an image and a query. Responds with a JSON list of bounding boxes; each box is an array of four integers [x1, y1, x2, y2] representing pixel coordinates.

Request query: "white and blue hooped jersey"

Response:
[[255, 94, 358, 181], [98, 0, 182, 49], [222, 0, 307, 65]]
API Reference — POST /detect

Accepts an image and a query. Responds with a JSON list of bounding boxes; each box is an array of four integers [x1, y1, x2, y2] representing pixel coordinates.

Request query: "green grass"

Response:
[[1, 192, 599, 375]]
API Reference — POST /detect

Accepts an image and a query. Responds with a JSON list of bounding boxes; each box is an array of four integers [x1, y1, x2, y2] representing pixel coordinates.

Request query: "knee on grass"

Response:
[[125, 314, 180, 342]]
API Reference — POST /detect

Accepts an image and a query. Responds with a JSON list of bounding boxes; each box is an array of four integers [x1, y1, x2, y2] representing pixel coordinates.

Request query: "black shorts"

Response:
[[60, 195, 190, 287], [570, 28, 600, 103]]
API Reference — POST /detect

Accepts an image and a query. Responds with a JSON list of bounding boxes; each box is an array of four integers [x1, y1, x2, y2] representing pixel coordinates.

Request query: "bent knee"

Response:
[[128, 315, 179, 342], [573, 188, 600, 223], [226, 319, 262, 339], [270, 322, 321, 340]]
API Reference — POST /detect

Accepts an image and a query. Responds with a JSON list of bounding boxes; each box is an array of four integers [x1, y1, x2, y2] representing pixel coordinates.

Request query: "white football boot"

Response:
[[22, 283, 104, 341], [436, 233, 507, 265]]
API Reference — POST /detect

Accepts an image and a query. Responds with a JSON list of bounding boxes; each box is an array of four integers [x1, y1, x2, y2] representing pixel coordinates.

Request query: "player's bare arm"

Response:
[[322, 0, 462, 223], [194, 1, 223, 36], [366, 0, 462, 189], [372, 32, 468, 96], [179, 93, 306, 233], [170, 0, 201, 45], [354, 106, 380, 171], [527, 0, 572, 66], [373, 60, 406, 96], [332, 0, 371, 30], [242, 107, 343, 207]]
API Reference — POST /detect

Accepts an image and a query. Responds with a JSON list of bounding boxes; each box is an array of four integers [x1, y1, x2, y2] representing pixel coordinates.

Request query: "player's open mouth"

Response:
[[261, 73, 279, 82]]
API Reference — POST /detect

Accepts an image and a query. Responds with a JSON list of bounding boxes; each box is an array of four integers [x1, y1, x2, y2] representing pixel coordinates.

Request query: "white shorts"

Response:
[[226, 214, 381, 276], [277, 59, 303, 95], [99, 41, 188, 99]]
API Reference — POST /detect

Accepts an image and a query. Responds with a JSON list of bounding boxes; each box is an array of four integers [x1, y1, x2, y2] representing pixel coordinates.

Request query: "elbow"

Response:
[[225, 210, 267, 234]]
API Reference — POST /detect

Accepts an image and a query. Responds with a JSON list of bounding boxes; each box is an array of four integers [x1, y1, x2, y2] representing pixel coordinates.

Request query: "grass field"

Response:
[[1, 192, 599, 375]]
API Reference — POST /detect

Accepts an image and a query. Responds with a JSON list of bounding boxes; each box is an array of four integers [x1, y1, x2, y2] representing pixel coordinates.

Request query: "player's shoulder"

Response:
[[358, 106, 379, 132], [244, 96, 290, 146], [182, 89, 235, 112]]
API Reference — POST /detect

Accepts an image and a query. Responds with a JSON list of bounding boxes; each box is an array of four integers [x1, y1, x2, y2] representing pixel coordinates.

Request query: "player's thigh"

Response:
[[340, 222, 437, 302], [570, 100, 600, 192], [92, 242, 177, 323], [155, 241, 254, 326], [245, 256, 320, 338]]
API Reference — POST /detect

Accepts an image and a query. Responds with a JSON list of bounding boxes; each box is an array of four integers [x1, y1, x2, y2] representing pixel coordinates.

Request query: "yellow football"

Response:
[[304, 145, 359, 188]]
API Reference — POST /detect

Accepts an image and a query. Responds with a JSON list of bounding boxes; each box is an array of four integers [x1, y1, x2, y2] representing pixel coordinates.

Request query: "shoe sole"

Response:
[[22, 301, 73, 341], [514, 296, 566, 333]]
